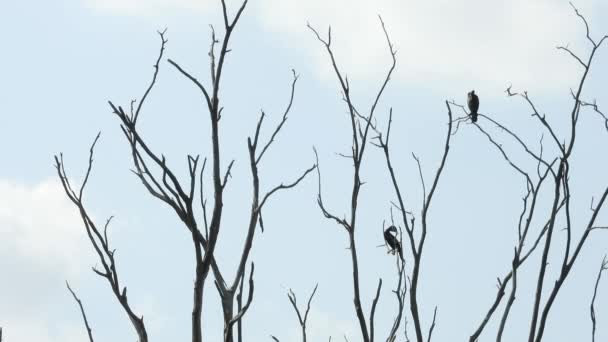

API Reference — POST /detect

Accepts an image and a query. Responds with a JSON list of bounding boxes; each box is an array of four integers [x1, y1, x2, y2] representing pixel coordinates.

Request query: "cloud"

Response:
[[0, 178, 97, 342], [0, 178, 86, 274], [80, 0, 604, 93], [255, 0, 598, 93]]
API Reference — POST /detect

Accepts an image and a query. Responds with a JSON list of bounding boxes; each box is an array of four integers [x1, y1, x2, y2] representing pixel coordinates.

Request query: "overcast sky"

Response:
[[1, 0, 608, 341]]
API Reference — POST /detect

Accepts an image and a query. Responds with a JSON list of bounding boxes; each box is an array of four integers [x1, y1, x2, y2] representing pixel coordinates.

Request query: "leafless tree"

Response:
[[57, 1, 314, 342], [308, 15, 396, 342], [461, 4, 608, 342], [308, 4, 608, 342], [309, 13, 453, 342], [51, 2, 608, 342]]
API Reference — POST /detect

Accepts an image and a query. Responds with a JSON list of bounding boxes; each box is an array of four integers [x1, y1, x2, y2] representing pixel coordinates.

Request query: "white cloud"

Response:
[[0, 178, 86, 274], [0, 178, 99, 342], [80, 0, 605, 93], [256, 0, 600, 93]]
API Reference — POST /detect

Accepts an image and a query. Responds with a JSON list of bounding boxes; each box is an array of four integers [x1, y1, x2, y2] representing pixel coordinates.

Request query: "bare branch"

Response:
[[474, 123, 533, 189], [260, 164, 317, 209], [476, 112, 552, 172], [412, 154, 426, 209], [426, 307, 438, 342], [199, 158, 210, 239], [410, 102, 452, 342], [570, 2, 595, 47], [256, 70, 299, 164], [386, 246, 407, 342], [78, 132, 101, 201], [556, 45, 587, 68], [133, 30, 168, 124], [496, 249, 519, 342], [505, 87, 565, 155], [469, 194, 565, 342], [314, 147, 351, 231], [590, 256, 608, 342], [580, 99, 608, 131], [369, 279, 382, 342], [222, 160, 236, 189], [55, 139, 148, 342], [66, 282, 95, 342], [229, 263, 255, 328], [287, 284, 319, 342], [167, 59, 213, 111]]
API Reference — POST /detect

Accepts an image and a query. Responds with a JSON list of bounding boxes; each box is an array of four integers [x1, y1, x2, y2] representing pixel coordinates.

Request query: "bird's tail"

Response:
[[471, 112, 478, 123]]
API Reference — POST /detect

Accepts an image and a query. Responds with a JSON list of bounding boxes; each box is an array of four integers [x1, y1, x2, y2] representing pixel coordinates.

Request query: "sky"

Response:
[[1, 0, 608, 341]]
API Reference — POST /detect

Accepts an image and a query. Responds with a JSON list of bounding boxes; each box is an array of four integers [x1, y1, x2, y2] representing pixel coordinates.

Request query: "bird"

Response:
[[467, 90, 479, 123], [384, 225, 403, 261]]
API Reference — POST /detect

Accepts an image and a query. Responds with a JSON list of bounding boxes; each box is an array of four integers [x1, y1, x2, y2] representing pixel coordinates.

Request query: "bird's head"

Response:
[[386, 225, 398, 234], [469, 90, 475, 96]]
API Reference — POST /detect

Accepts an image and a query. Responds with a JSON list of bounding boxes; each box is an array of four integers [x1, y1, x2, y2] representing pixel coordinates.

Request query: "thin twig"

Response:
[[66, 282, 95, 342]]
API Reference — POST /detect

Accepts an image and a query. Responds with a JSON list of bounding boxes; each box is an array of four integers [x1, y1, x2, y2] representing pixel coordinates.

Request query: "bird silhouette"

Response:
[[467, 90, 479, 123], [384, 225, 403, 261]]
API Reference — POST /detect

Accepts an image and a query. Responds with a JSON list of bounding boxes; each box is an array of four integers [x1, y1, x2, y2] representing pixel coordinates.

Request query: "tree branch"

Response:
[[66, 282, 95, 342]]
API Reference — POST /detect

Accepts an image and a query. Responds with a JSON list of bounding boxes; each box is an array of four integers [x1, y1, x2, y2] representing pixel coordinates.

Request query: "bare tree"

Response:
[[51, 3, 608, 342], [308, 15, 395, 342], [57, 1, 314, 342], [307, 4, 608, 342], [308, 12, 454, 342], [461, 4, 608, 342]]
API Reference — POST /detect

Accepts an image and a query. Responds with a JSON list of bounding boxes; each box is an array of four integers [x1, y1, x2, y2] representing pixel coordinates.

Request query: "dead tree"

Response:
[[308, 16, 395, 342], [168, 26, 315, 342], [461, 4, 608, 342], [51, 3, 607, 342], [309, 15, 448, 342], [57, 1, 314, 342]]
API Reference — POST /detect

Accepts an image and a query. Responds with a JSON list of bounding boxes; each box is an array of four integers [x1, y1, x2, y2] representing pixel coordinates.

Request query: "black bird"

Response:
[[384, 225, 403, 261], [467, 90, 479, 123]]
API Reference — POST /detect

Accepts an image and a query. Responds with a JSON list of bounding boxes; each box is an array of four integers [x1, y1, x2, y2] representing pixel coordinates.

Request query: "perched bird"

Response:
[[467, 90, 479, 123], [384, 225, 403, 261]]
